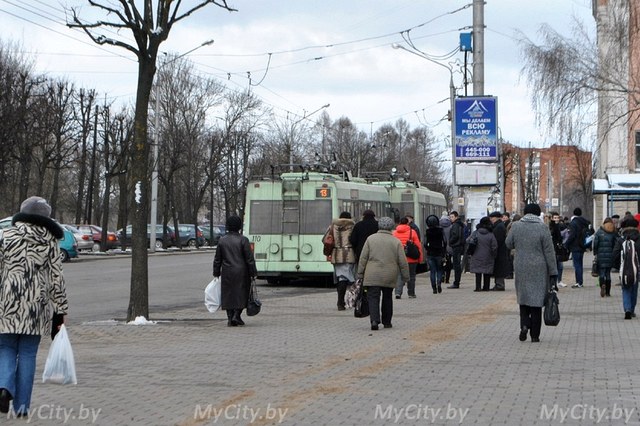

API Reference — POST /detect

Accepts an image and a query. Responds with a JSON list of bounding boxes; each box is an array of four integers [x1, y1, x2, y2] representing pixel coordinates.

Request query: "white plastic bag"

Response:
[[42, 325, 77, 385], [204, 276, 221, 313]]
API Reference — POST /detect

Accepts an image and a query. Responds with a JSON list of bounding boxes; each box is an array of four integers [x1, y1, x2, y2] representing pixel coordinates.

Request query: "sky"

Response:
[[1, 0, 594, 150]]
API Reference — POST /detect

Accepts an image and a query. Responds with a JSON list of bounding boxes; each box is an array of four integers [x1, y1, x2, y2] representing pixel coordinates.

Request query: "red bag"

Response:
[[322, 226, 335, 256]]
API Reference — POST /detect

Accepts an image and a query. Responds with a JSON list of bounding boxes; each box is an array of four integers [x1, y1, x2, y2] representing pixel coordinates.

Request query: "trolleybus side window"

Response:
[[250, 201, 283, 234]]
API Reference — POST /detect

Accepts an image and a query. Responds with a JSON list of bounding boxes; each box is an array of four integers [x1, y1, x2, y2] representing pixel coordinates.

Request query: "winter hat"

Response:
[[426, 215, 440, 228], [363, 210, 375, 217], [225, 215, 242, 232], [377, 216, 395, 231], [573, 207, 582, 216], [524, 203, 541, 216], [489, 211, 502, 218], [20, 196, 52, 217]]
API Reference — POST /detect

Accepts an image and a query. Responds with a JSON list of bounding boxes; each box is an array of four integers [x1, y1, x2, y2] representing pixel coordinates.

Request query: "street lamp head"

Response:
[[322, 103, 330, 109], [202, 39, 215, 47], [391, 43, 401, 50]]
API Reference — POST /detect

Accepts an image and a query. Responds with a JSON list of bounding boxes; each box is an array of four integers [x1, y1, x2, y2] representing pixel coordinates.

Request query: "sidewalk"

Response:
[[10, 254, 640, 425]]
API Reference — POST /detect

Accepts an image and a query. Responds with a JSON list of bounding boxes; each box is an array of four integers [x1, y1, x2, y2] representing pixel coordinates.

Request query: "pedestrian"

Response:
[[405, 213, 421, 241], [439, 212, 453, 285], [549, 212, 569, 288], [611, 214, 621, 232], [489, 211, 510, 291], [357, 217, 409, 331], [593, 217, 619, 298], [327, 212, 356, 310], [213, 215, 258, 327], [565, 207, 591, 288], [393, 217, 423, 299], [506, 203, 558, 343], [468, 217, 498, 292], [447, 211, 465, 289], [349, 210, 378, 264], [613, 216, 640, 319], [424, 214, 447, 294], [502, 212, 511, 228], [0, 196, 69, 416]]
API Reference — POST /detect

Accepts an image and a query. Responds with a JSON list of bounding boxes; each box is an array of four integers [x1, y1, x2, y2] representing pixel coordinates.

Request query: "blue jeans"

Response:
[[556, 260, 564, 282], [395, 263, 417, 296], [0, 334, 42, 414], [622, 283, 639, 314], [427, 256, 444, 287], [571, 251, 584, 285]]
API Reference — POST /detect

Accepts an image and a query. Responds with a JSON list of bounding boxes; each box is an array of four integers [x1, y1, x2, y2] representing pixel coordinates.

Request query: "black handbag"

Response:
[[544, 290, 560, 326], [354, 284, 369, 318], [404, 229, 420, 260], [246, 279, 262, 316], [591, 256, 599, 277]]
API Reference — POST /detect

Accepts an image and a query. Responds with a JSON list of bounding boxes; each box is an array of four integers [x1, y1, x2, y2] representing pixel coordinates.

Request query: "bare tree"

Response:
[[68, 0, 237, 321]]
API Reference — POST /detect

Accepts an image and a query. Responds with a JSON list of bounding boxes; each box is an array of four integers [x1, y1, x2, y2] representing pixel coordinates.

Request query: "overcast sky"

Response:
[[2, 0, 593, 150]]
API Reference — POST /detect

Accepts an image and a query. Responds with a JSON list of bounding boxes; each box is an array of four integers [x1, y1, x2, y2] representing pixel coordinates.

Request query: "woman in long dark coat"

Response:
[[213, 216, 258, 326], [468, 217, 498, 292]]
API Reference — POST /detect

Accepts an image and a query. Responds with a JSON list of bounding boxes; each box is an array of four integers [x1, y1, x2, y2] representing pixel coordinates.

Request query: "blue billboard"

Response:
[[454, 97, 498, 162]]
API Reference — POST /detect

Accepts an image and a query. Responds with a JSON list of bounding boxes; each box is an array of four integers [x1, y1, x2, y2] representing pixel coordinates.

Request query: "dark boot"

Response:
[[0, 388, 12, 414], [226, 310, 237, 326], [431, 283, 437, 294], [337, 280, 348, 310], [599, 277, 605, 298], [606, 279, 612, 297], [233, 309, 245, 326]]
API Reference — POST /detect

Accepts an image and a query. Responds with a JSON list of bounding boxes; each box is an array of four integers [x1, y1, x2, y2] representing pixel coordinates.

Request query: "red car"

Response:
[[75, 224, 120, 251]]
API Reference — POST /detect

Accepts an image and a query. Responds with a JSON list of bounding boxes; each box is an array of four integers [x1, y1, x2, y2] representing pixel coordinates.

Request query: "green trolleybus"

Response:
[[243, 168, 447, 284]]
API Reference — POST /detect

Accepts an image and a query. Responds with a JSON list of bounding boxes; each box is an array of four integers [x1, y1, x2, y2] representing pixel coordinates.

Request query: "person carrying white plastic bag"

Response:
[[0, 197, 69, 416], [42, 325, 77, 385], [204, 276, 221, 313]]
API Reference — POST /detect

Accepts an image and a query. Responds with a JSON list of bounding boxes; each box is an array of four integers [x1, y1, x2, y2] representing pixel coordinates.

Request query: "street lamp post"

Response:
[[150, 39, 213, 253], [287, 104, 330, 171], [391, 43, 458, 209]]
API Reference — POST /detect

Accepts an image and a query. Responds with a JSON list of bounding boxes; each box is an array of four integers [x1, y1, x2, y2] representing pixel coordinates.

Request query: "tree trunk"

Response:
[[127, 60, 154, 322]]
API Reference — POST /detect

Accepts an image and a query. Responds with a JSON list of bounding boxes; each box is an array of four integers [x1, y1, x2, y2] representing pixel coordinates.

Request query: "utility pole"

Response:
[[473, 0, 485, 96]]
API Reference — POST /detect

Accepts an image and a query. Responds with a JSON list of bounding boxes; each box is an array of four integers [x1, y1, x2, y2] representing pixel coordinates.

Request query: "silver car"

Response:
[[62, 224, 94, 251]]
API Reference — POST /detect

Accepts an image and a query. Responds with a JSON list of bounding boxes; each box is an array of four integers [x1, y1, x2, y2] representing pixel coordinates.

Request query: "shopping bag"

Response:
[[204, 277, 221, 313], [345, 279, 361, 308], [42, 325, 77, 385], [246, 279, 262, 316]]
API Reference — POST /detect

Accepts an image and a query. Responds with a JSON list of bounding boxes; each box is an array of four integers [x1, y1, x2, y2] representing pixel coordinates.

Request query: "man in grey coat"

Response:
[[506, 203, 558, 343]]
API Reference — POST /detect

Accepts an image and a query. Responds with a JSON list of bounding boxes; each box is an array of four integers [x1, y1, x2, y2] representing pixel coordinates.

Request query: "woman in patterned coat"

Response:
[[0, 196, 69, 416]]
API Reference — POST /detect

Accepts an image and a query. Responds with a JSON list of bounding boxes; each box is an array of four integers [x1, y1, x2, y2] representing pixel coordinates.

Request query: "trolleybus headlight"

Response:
[[269, 243, 280, 254], [301, 243, 312, 254]]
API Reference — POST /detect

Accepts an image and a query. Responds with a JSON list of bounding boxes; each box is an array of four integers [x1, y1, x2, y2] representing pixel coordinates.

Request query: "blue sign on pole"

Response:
[[454, 97, 498, 162]]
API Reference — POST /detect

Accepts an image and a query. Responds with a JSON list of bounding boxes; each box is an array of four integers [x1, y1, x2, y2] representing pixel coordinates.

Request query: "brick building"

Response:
[[501, 143, 592, 218]]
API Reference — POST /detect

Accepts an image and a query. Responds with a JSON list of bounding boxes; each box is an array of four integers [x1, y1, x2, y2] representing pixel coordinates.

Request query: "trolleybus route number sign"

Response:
[[316, 188, 331, 198]]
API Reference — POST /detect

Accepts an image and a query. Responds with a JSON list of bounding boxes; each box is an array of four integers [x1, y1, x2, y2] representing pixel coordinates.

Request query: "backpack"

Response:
[[620, 237, 639, 288]]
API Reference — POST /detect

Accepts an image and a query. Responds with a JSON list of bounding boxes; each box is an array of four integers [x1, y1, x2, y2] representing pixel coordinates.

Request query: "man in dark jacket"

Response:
[[349, 210, 378, 264], [565, 207, 591, 288], [489, 211, 510, 291], [406, 214, 421, 242], [448, 211, 465, 289]]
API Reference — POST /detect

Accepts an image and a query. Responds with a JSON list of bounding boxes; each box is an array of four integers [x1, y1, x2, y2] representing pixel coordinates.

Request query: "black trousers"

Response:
[[367, 286, 393, 326], [519, 305, 542, 339], [452, 246, 464, 286], [475, 273, 492, 291]]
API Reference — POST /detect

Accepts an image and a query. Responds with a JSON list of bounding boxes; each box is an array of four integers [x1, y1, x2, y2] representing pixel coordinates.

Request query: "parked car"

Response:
[[75, 224, 120, 251], [176, 224, 205, 247], [59, 228, 79, 262], [0, 217, 77, 262], [200, 224, 226, 246], [117, 224, 177, 249], [62, 224, 94, 251]]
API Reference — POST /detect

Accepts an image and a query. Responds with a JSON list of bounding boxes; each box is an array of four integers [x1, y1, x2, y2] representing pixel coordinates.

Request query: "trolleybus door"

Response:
[[281, 180, 301, 261]]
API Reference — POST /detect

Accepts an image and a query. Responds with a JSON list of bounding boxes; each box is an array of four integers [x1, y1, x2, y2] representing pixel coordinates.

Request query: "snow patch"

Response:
[[127, 316, 157, 325]]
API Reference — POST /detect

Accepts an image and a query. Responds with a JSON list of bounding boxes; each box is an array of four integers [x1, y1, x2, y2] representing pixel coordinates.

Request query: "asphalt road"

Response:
[[62, 251, 333, 324]]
